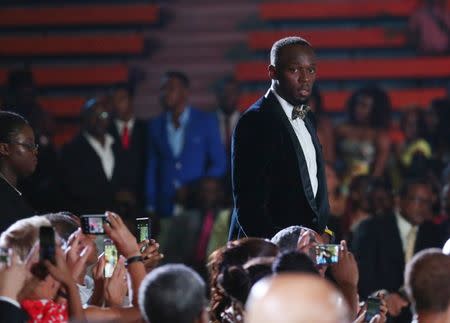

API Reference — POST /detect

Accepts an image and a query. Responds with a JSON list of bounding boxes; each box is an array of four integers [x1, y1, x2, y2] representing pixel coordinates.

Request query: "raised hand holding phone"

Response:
[[103, 212, 140, 258]]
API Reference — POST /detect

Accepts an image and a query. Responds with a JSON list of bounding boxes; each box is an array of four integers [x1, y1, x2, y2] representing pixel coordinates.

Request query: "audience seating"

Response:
[[38, 96, 85, 118], [0, 65, 128, 87], [238, 88, 447, 112], [260, 1, 418, 21], [235, 56, 450, 81], [0, 34, 144, 56], [0, 4, 159, 27], [249, 27, 406, 50]]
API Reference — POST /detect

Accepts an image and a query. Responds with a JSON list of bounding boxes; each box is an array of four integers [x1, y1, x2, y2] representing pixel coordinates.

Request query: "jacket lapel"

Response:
[[264, 91, 319, 215]]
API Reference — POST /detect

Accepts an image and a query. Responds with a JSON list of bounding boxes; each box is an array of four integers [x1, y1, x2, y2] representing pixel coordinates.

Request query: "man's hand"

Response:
[[330, 240, 359, 289], [104, 257, 128, 307], [139, 240, 163, 272], [0, 249, 29, 300], [385, 293, 408, 317], [104, 212, 140, 258]]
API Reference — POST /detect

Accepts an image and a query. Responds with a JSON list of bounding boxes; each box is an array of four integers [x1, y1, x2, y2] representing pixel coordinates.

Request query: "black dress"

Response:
[[0, 176, 34, 234]]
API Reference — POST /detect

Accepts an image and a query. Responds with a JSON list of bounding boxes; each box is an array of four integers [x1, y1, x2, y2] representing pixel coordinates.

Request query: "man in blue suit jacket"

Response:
[[146, 71, 226, 218]]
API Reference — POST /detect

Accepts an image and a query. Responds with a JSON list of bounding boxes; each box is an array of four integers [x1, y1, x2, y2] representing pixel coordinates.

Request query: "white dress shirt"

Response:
[[115, 118, 135, 138], [270, 88, 318, 197], [216, 110, 240, 145], [84, 133, 115, 181], [395, 212, 417, 253], [0, 296, 21, 309]]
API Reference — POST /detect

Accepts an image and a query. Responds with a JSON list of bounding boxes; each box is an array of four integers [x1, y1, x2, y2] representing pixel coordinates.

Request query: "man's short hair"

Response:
[[139, 264, 207, 323], [272, 250, 319, 275], [271, 226, 304, 252], [405, 248, 450, 313], [270, 36, 312, 66], [163, 71, 190, 89]]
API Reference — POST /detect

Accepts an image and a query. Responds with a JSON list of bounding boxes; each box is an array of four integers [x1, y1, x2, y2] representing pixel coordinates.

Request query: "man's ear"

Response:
[[0, 143, 10, 157], [268, 65, 277, 80]]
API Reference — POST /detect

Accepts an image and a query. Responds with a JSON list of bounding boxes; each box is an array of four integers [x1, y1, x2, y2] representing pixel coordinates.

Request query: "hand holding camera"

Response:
[[330, 240, 359, 289], [103, 211, 141, 259], [104, 256, 128, 307]]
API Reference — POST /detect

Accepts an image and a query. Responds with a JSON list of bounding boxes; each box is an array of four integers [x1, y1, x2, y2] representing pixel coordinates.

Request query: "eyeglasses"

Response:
[[11, 141, 39, 152]]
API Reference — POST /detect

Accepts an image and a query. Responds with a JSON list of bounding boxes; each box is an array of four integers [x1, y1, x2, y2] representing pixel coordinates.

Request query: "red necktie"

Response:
[[121, 124, 130, 149], [195, 210, 215, 262]]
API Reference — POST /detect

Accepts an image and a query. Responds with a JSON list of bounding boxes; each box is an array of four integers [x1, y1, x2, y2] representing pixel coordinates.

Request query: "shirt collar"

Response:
[[167, 107, 190, 128], [395, 211, 416, 237], [270, 86, 298, 120], [83, 132, 115, 149], [115, 118, 135, 130]]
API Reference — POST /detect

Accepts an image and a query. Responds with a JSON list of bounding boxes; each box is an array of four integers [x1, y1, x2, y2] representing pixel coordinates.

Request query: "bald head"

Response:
[[405, 249, 450, 314], [246, 274, 351, 323]]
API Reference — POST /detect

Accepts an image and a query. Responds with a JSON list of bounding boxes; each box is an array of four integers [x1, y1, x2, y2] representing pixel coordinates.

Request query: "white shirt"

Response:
[[270, 88, 318, 197], [77, 275, 95, 307], [395, 212, 417, 253], [216, 110, 240, 145], [0, 296, 21, 309], [115, 118, 135, 138], [84, 133, 115, 181]]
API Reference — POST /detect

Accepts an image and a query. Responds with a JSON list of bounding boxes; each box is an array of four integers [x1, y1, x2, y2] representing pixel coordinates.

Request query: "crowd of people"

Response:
[[0, 34, 450, 322]]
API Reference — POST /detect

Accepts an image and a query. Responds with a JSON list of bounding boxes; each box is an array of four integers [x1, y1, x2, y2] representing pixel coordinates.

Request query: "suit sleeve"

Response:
[[145, 124, 158, 212], [351, 219, 380, 298], [232, 112, 274, 237], [0, 298, 28, 322], [205, 114, 226, 177]]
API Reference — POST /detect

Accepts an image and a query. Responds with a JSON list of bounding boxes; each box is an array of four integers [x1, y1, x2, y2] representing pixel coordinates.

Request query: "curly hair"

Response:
[[347, 85, 392, 129], [207, 238, 278, 323]]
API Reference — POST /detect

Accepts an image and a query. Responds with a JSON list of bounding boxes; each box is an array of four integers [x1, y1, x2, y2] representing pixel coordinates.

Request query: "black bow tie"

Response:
[[292, 104, 311, 120]]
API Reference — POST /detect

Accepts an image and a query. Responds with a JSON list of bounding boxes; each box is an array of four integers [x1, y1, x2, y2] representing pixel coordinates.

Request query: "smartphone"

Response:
[[136, 217, 151, 243], [39, 226, 56, 264], [104, 239, 118, 278], [81, 214, 107, 235], [314, 244, 339, 265], [0, 248, 9, 265], [365, 296, 381, 322]]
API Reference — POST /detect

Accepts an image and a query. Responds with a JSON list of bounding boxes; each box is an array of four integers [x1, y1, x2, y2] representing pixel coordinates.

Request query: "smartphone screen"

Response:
[[314, 244, 339, 265], [136, 217, 150, 242], [81, 215, 106, 235], [365, 297, 381, 322], [104, 239, 118, 278], [39, 226, 56, 264]]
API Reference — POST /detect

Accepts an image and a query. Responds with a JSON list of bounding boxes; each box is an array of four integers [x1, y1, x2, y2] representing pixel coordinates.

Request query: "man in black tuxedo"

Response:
[[60, 98, 121, 215], [352, 179, 446, 323], [229, 36, 329, 240], [109, 85, 148, 225]]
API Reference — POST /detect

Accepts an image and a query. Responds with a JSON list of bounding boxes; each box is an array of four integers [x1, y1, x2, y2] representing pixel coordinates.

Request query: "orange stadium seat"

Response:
[[0, 65, 128, 87], [249, 28, 406, 50], [260, 1, 418, 21], [0, 34, 144, 56], [238, 88, 447, 112], [0, 4, 159, 27], [235, 56, 450, 81]]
